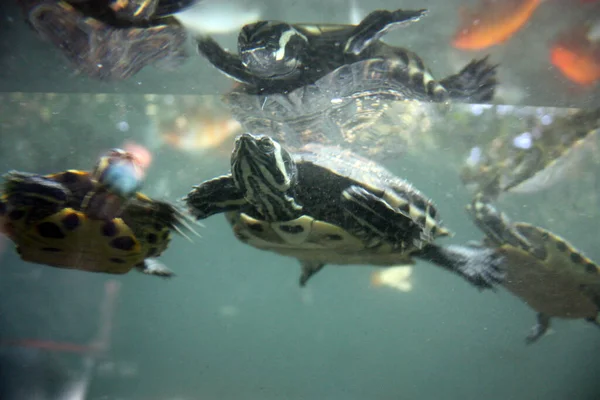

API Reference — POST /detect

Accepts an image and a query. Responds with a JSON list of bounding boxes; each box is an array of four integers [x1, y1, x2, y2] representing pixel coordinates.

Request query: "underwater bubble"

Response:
[[470, 104, 484, 115], [466, 146, 482, 166], [496, 105, 514, 115], [512, 132, 533, 149], [540, 114, 553, 125], [116, 121, 129, 132]]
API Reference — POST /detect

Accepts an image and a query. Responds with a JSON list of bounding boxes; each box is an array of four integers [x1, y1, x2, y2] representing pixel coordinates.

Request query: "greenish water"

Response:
[[1, 0, 599, 399]]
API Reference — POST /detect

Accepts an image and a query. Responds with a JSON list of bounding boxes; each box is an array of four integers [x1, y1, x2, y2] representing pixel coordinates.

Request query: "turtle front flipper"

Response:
[[3, 171, 69, 209], [184, 175, 247, 220], [299, 261, 325, 287], [136, 258, 174, 278], [344, 8, 427, 55], [439, 56, 498, 103], [526, 313, 551, 344], [2, 171, 70, 223], [123, 197, 200, 240], [197, 36, 263, 85], [340, 185, 422, 247]]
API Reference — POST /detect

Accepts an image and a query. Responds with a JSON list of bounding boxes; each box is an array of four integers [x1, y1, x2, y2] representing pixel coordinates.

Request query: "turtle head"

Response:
[[238, 21, 308, 79], [93, 149, 144, 199], [231, 133, 301, 220]]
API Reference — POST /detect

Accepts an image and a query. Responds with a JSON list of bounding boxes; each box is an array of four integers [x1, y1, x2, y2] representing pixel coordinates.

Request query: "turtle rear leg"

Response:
[[526, 313, 551, 344], [299, 261, 325, 287], [416, 244, 505, 290], [136, 259, 174, 278], [439, 56, 498, 103], [344, 8, 427, 55]]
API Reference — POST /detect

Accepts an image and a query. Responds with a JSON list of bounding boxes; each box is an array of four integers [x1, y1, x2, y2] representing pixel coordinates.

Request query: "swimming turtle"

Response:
[[198, 8, 498, 98], [17, 0, 196, 80], [466, 193, 600, 344], [460, 107, 600, 200], [224, 55, 496, 159], [184, 133, 504, 288], [0, 149, 197, 277]]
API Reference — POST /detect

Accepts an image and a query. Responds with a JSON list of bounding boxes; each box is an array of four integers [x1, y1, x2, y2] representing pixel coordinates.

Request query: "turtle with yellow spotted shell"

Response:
[[466, 194, 600, 344], [0, 149, 197, 277]]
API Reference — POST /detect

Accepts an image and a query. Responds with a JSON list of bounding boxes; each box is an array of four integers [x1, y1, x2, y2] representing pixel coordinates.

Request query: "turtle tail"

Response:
[[439, 56, 499, 103], [415, 243, 505, 290]]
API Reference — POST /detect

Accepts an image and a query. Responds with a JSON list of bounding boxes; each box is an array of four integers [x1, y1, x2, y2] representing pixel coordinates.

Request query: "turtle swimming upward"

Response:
[[184, 133, 504, 288], [466, 193, 600, 344], [0, 148, 198, 277], [198, 8, 497, 99]]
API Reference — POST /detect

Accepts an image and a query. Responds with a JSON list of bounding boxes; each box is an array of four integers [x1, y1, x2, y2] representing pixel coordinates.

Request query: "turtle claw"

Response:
[[345, 8, 427, 55], [137, 259, 174, 278], [440, 56, 498, 103]]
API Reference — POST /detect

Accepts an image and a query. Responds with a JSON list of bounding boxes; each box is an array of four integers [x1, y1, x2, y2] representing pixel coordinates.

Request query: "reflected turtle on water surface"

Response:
[[225, 55, 497, 159], [460, 107, 600, 200], [208, 7, 497, 159], [466, 193, 600, 344], [0, 148, 198, 277], [198, 7, 498, 98], [185, 133, 504, 288], [17, 0, 197, 80]]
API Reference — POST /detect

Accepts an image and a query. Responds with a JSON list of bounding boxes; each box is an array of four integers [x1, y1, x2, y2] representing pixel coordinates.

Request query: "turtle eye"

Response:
[[258, 137, 274, 152]]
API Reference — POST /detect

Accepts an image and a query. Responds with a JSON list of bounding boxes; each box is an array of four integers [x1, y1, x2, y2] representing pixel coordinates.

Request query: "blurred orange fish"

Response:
[[550, 22, 600, 86], [160, 110, 241, 154], [452, 0, 543, 50]]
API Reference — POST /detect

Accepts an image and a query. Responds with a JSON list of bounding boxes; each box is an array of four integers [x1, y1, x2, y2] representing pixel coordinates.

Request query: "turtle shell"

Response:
[[460, 107, 600, 199], [22, 0, 189, 80], [496, 223, 600, 319], [225, 143, 450, 262], [0, 169, 192, 275], [468, 196, 600, 320]]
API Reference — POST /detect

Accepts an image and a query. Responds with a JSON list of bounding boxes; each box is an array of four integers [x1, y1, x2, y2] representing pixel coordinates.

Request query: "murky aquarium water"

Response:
[[0, 0, 599, 399]]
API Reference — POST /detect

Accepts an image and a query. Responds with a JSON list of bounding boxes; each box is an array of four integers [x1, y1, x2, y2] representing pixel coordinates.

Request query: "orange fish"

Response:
[[550, 22, 600, 86], [452, 0, 543, 50]]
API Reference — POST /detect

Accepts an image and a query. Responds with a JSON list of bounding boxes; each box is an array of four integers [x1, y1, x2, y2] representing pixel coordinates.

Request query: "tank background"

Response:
[[0, 90, 599, 399]]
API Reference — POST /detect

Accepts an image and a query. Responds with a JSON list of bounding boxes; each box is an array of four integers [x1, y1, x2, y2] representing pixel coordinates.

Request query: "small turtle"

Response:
[[184, 133, 503, 288], [18, 0, 196, 80], [460, 107, 600, 200], [198, 8, 498, 98], [466, 194, 600, 344], [0, 149, 198, 277], [225, 55, 496, 159]]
